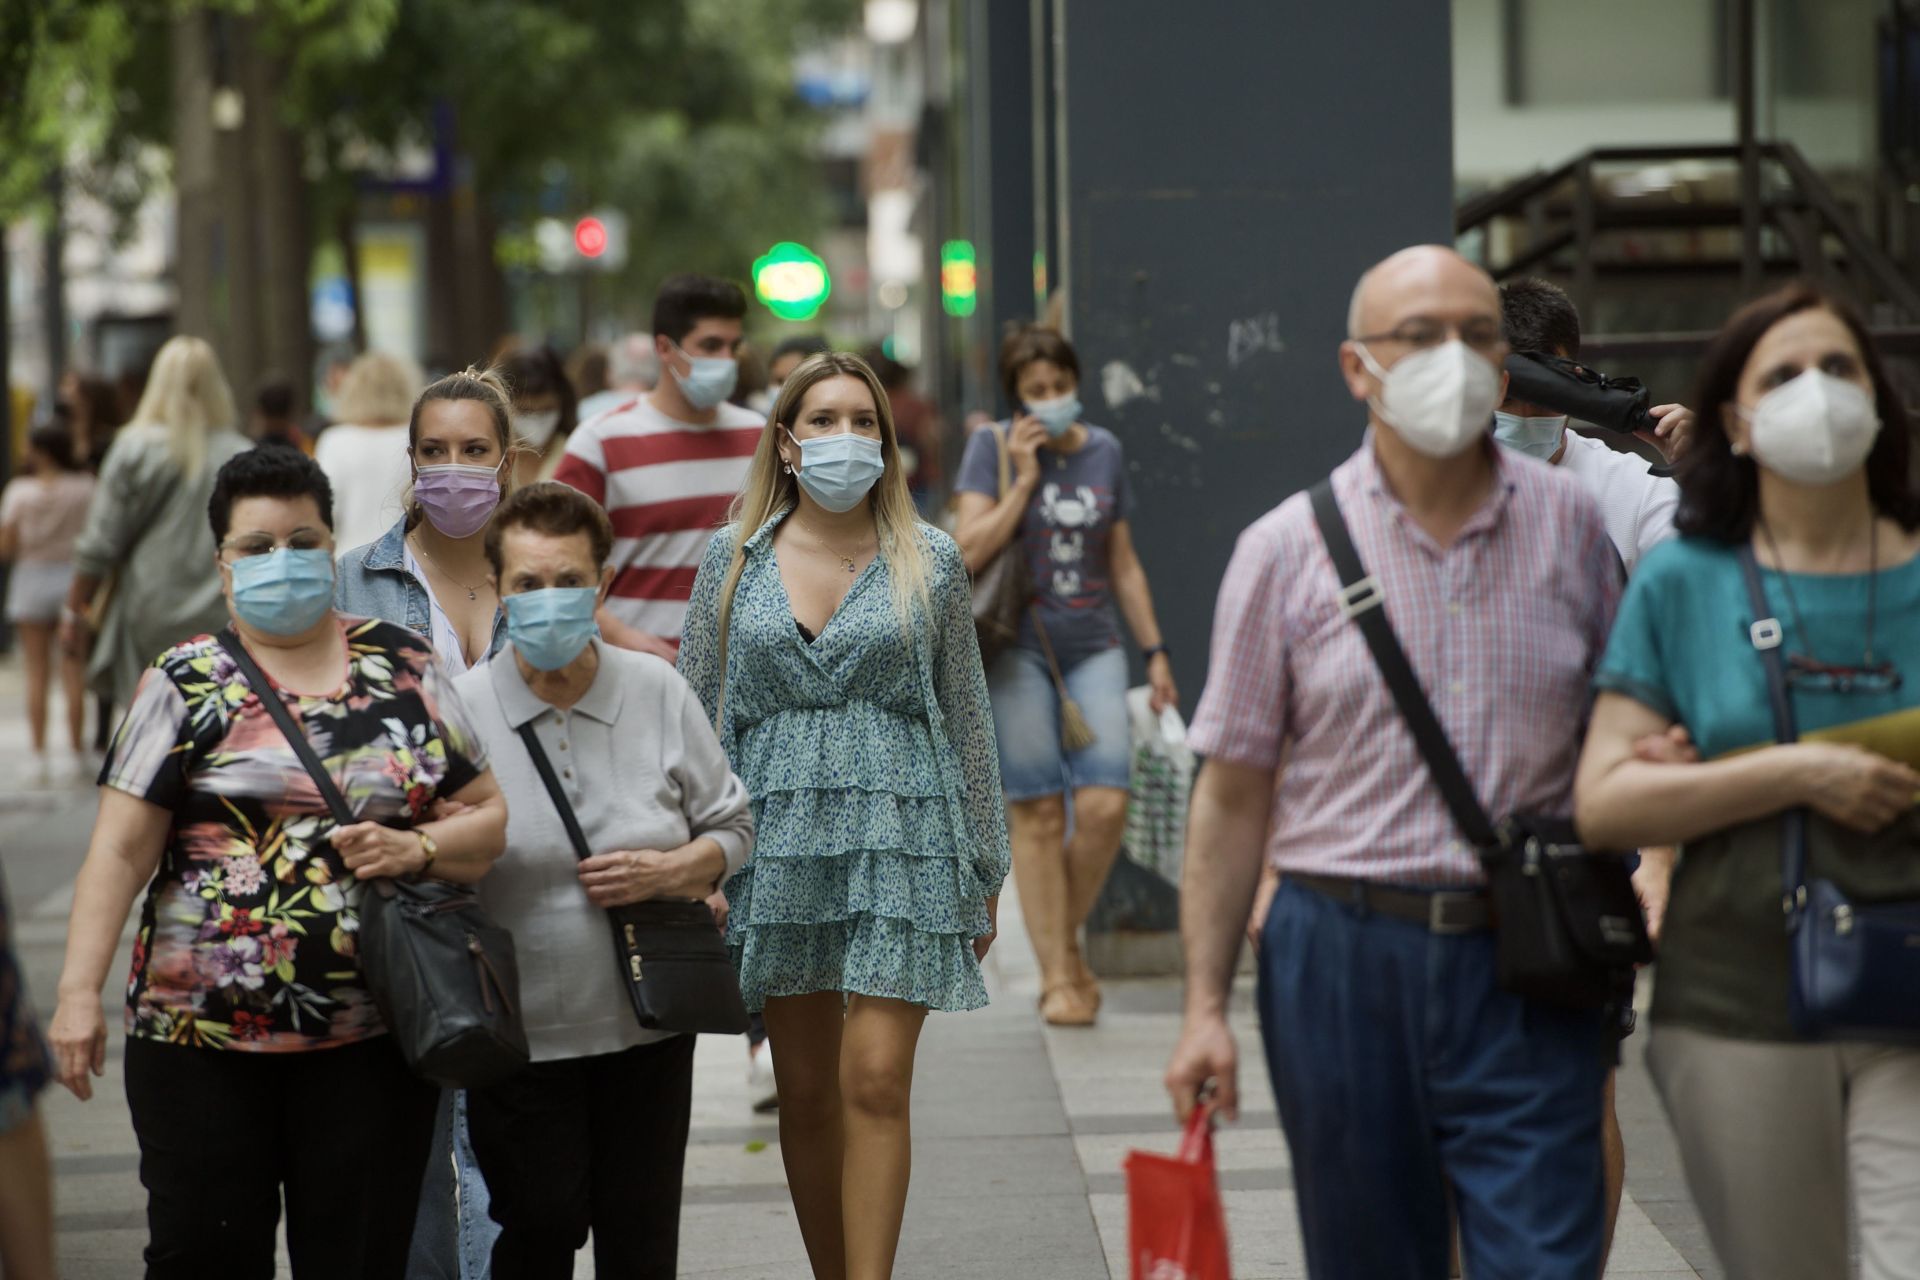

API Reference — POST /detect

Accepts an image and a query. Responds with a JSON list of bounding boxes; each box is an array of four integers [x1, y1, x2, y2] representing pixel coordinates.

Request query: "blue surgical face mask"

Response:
[[1026, 394, 1082, 438], [229, 548, 336, 636], [1492, 410, 1568, 462], [505, 587, 601, 672], [670, 343, 739, 411], [786, 429, 886, 513]]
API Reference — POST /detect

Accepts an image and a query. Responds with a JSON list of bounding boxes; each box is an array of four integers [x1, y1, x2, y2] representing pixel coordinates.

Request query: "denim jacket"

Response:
[[335, 519, 507, 658]]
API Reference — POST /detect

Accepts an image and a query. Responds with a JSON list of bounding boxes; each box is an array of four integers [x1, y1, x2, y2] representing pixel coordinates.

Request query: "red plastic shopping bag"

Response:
[[1124, 1102, 1233, 1280]]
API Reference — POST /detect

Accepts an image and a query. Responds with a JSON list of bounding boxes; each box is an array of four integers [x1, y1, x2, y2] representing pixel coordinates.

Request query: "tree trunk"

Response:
[[171, 10, 217, 347], [245, 39, 312, 414]]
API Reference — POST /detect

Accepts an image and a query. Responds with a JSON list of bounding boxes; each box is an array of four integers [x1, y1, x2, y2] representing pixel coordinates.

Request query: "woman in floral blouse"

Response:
[[46, 446, 508, 1279], [679, 352, 1011, 1280]]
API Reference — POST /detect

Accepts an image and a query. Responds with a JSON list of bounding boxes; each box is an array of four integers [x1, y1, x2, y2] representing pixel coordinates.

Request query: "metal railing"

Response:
[[1456, 140, 1920, 354]]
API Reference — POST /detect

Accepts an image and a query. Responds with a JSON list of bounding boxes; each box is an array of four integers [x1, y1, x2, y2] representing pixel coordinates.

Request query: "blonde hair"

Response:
[[403, 365, 520, 533], [127, 335, 238, 480], [334, 350, 423, 427], [714, 352, 933, 693]]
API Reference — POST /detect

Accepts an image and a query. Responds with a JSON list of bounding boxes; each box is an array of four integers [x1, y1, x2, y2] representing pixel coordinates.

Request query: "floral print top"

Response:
[[102, 617, 488, 1053]]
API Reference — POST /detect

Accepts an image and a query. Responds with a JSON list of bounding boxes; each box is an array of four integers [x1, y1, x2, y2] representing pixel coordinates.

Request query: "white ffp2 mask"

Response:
[[1740, 369, 1880, 486], [1356, 340, 1502, 459]]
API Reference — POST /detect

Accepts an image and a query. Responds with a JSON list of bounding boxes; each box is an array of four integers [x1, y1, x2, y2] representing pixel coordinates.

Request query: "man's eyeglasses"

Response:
[[220, 529, 332, 560], [1352, 317, 1504, 355]]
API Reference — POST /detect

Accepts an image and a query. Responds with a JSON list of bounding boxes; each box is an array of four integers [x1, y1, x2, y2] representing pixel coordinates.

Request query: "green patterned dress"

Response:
[[678, 512, 1011, 1012]]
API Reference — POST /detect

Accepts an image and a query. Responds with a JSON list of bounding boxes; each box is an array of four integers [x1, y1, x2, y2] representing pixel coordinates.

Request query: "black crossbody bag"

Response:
[[217, 630, 529, 1087], [1308, 482, 1652, 1008], [514, 723, 750, 1036], [1737, 546, 1920, 1043]]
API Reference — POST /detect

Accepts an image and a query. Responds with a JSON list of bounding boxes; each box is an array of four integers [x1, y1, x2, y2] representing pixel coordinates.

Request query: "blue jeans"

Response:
[[406, 1089, 499, 1279], [1257, 880, 1610, 1279], [985, 645, 1132, 800]]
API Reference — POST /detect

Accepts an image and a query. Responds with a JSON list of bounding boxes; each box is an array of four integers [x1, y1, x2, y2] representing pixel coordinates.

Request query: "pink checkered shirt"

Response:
[[1188, 438, 1621, 886]]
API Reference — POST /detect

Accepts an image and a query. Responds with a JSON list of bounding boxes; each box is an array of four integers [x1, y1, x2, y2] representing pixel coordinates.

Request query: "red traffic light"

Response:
[[573, 217, 608, 258]]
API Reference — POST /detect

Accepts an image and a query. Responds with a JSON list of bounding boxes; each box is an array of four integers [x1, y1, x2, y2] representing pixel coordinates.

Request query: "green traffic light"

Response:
[[941, 240, 977, 317], [753, 241, 832, 322]]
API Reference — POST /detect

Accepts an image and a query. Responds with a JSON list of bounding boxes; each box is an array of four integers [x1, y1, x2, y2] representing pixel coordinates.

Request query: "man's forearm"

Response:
[[1180, 762, 1275, 1019]]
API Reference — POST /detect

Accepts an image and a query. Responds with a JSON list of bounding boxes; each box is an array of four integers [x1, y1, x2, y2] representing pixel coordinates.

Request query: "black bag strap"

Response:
[[515, 723, 594, 865], [1735, 544, 1811, 908], [217, 629, 355, 827], [1307, 480, 1500, 850]]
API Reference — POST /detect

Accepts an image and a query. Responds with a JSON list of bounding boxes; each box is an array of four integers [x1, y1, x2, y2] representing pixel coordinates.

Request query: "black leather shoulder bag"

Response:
[[514, 722, 750, 1036], [1737, 545, 1920, 1043], [217, 629, 529, 1088], [1308, 481, 1651, 1008]]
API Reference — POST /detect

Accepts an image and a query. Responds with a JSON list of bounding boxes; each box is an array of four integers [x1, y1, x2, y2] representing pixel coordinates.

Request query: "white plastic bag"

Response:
[[1122, 685, 1195, 885]]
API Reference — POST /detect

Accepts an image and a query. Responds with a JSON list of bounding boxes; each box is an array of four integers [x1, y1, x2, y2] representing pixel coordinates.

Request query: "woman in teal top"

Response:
[[1575, 284, 1920, 1280], [679, 352, 1009, 1280]]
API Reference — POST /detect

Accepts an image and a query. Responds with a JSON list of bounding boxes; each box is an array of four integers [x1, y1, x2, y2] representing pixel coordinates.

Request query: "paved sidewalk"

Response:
[[0, 649, 1714, 1277]]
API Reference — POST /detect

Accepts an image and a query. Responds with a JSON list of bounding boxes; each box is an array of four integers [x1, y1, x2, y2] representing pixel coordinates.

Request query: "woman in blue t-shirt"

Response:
[[953, 326, 1179, 1026], [1574, 284, 1920, 1280]]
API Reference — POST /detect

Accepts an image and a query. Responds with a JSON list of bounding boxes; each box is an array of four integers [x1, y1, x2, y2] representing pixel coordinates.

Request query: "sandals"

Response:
[[1040, 983, 1097, 1027]]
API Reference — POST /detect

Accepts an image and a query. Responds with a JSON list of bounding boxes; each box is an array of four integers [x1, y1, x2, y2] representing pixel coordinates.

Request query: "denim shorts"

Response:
[[986, 645, 1132, 801]]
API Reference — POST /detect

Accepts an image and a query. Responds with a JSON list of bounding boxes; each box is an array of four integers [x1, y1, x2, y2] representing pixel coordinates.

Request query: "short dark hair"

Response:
[[255, 380, 296, 420], [772, 334, 832, 365], [27, 424, 80, 471], [208, 446, 336, 545], [999, 325, 1080, 406], [1676, 282, 1920, 542], [485, 481, 615, 579], [1499, 277, 1581, 357], [499, 345, 578, 438], [652, 274, 748, 345]]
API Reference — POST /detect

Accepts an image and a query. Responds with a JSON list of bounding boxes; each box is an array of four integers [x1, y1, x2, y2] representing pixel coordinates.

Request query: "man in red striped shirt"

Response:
[[554, 274, 762, 659]]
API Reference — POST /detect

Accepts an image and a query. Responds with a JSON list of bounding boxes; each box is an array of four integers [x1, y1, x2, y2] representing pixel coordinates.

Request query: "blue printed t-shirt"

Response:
[[1595, 534, 1920, 1040], [955, 423, 1132, 670]]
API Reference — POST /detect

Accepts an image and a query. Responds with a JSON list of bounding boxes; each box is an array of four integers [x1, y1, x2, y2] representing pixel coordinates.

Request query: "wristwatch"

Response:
[[1142, 644, 1171, 662], [414, 830, 439, 880]]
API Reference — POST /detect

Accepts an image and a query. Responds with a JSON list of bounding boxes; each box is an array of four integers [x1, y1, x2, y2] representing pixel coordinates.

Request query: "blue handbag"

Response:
[[1738, 546, 1920, 1043]]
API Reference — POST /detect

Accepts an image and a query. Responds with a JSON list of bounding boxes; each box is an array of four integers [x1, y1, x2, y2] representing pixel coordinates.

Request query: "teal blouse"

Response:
[[678, 510, 1012, 1012]]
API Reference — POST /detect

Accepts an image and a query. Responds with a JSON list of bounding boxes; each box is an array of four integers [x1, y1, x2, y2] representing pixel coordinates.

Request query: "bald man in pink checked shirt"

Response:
[[1166, 246, 1624, 1279]]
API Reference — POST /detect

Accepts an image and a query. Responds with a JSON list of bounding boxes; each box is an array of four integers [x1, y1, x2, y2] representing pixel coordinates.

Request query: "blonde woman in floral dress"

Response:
[[679, 352, 1011, 1280]]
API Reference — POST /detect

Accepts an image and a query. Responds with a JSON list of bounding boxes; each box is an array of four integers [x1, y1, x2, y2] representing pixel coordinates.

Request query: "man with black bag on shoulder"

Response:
[[1165, 246, 1640, 1278]]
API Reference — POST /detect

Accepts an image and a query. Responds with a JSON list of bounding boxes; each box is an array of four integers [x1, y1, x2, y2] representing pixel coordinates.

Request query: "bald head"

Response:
[[1346, 246, 1499, 341]]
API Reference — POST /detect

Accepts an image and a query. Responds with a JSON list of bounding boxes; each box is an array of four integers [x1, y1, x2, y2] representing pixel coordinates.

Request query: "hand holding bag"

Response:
[[1308, 481, 1651, 1008], [515, 723, 751, 1036], [1737, 545, 1920, 1043], [1124, 1102, 1233, 1280], [216, 630, 529, 1088], [970, 425, 1029, 665]]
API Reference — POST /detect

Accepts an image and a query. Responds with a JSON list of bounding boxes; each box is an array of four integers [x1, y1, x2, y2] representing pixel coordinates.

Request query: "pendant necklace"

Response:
[[411, 535, 486, 601], [797, 514, 867, 574]]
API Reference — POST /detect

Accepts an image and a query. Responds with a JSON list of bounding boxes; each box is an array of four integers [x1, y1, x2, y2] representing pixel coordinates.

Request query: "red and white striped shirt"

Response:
[[553, 397, 763, 644], [1188, 438, 1621, 885]]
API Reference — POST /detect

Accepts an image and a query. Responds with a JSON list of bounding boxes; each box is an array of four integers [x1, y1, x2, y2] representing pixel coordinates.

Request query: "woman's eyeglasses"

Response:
[[1786, 654, 1905, 695], [220, 530, 332, 560]]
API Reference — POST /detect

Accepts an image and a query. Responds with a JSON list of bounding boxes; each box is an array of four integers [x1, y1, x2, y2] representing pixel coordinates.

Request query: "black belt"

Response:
[[1289, 873, 1493, 935]]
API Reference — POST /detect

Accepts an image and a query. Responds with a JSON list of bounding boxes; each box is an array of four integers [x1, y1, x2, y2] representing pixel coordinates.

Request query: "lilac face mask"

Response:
[[413, 463, 502, 539]]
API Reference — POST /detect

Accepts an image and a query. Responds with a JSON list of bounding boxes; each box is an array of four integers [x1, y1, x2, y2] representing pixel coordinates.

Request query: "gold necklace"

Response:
[[795, 514, 871, 575], [410, 534, 488, 602]]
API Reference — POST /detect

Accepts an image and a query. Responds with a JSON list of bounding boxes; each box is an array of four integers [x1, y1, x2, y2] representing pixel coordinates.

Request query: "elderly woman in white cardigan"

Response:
[[451, 481, 753, 1279]]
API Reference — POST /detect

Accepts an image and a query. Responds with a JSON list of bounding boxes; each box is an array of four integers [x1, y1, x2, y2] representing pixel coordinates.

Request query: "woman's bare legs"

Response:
[[764, 992, 849, 1280], [16, 623, 52, 759], [840, 995, 927, 1280], [1061, 785, 1129, 1002], [0, 1108, 56, 1280], [1007, 795, 1083, 1019], [60, 640, 87, 756]]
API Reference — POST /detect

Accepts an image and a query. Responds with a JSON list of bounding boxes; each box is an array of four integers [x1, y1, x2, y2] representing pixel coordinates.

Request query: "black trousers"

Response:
[[123, 1034, 438, 1280], [467, 1035, 696, 1280]]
